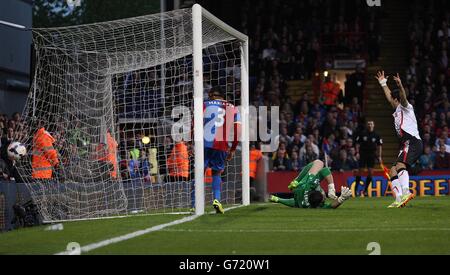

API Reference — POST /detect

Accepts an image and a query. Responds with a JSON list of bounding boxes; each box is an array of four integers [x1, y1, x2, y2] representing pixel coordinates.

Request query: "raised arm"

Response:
[[375, 71, 396, 109], [393, 73, 409, 108]]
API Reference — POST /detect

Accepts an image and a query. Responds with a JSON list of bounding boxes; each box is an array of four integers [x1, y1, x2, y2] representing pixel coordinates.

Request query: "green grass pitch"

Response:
[[0, 197, 449, 255]]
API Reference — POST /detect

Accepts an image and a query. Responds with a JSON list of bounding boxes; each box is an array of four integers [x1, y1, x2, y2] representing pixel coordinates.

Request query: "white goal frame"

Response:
[[0, 4, 250, 220], [192, 4, 250, 215]]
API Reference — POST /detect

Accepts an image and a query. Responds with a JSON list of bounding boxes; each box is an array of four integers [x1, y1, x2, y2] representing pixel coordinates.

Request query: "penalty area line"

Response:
[[55, 204, 246, 255]]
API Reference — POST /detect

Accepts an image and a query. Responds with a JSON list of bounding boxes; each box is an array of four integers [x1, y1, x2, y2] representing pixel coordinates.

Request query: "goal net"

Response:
[[15, 5, 249, 222]]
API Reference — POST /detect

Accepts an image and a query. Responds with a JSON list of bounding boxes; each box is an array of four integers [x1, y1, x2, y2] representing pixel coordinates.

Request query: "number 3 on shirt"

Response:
[[215, 107, 226, 127]]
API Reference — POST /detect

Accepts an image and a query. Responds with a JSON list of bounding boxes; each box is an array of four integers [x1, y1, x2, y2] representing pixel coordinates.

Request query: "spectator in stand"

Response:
[[435, 144, 450, 169], [279, 126, 292, 144], [323, 133, 339, 160], [127, 150, 140, 179], [419, 145, 435, 170], [287, 133, 304, 154], [277, 142, 288, 154], [290, 151, 302, 172], [12, 112, 21, 124], [5, 127, 14, 144], [344, 138, 354, 153], [350, 97, 362, 121], [348, 147, 359, 168], [272, 149, 292, 171], [119, 158, 129, 179], [435, 128, 450, 148], [0, 158, 9, 180], [422, 125, 436, 147], [331, 149, 358, 172], [300, 143, 318, 167], [310, 102, 327, 122], [344, 66, 365, 107], [140, 149, 151, 182], [300, 139, 320, 159], [262, 40, 277, 61], [321, 112, 339, 140], [293, 93, 310, 117], [436, 139, 450, 153]]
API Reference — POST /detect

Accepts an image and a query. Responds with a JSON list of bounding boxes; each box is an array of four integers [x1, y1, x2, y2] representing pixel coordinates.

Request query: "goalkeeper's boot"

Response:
[[398, 193, 415, 208], [288, 179, 300, 191], [269, 195, 279, 203], [387, 201, 401, 208], [189, 208, 195, 213], [213, 199, 224, 214]]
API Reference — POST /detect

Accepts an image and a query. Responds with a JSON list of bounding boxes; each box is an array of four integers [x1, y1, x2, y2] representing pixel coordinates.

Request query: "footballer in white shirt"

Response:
[[375, 71, 423, 208]]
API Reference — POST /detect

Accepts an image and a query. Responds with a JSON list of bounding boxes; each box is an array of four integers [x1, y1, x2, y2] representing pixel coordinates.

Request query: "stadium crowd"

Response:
[[240, 0, 380, 172], [1, 0, 450, 181], [242, 0, 380, 82], [0, 113, 26, 180], [406, 0, 450, 170], [240, 0, 450, 173]]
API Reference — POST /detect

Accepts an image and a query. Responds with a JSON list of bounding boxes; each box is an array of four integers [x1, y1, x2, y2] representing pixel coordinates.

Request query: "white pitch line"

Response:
[[43, 211, 191, 224], [0, 20, 27, 29], [55, 204, 245, 255], [160, 227, 450, 233], [220, 204, 245, 213]]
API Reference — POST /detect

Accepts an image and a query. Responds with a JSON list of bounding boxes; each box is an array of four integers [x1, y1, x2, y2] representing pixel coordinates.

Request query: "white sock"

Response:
[[398, 169, 411, 195], [391, 178, 403, 203]]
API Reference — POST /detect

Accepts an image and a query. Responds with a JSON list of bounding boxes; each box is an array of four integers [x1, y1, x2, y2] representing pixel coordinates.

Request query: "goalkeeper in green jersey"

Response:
[[270, 160, 352, 209]]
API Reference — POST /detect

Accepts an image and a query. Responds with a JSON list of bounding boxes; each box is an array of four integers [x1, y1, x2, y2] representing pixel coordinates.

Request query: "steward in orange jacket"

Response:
[[250, 148, 263, 179], [249, 143, 263, 202], [106, 132, 118, 179], [167, 141, 189, 180], [32, 127, 59, 179], [321, 78, 341, 107], [96, 132, 118, 179], [205, 168, 213, 184]]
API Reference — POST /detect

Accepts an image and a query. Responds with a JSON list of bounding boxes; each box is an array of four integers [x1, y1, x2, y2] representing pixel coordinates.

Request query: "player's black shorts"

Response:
[[395, 137, 423, 167], [359, 153, 376, 169]]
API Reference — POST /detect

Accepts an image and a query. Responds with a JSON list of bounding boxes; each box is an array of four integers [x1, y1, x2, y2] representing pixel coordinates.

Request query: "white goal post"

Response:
[[9, 4, 249, 221], [192, 4, 250, 215]]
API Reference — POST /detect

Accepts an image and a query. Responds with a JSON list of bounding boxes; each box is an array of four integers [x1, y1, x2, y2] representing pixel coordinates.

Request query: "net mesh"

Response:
[[15, 8, 244, 221]]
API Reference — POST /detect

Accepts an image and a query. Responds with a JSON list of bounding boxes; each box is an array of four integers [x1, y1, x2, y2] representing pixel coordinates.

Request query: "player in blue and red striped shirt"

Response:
[[191, 86, 241, 214]]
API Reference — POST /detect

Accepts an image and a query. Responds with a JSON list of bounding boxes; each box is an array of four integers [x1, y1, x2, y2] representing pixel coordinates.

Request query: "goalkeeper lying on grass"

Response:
[[270, 160, 352, 209]]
